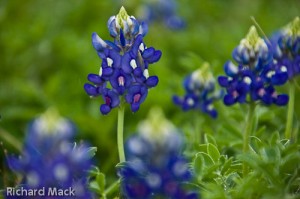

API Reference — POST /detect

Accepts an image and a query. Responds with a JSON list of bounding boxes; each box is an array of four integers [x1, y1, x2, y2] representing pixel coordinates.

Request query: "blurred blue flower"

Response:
[[118, 108, 200, 199], [84, 7, 161, 114], [6, 109, 95, 199], [173, 63, 222, 118], [218, 26, 289, 106], [139, 0, 186, 30], [270, 17, 300, 79]]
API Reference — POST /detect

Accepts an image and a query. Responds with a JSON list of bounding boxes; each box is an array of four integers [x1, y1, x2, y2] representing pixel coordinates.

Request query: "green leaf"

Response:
[[221, 157, 233, 175], [204, 134, 217, 145], [207, 143, 220, 162], [96, 172, 106, 192]]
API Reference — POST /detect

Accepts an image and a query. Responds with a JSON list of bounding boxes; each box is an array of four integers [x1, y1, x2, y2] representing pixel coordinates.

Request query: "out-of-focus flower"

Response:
[[138, 0, 185, 30], [270, 17, 300, 79], [118, 108, 200, 199], [218, 26, 289, 106], [6, 109, 95, 199], [173, 63, 222, 118], [84, 7, 161, 115]]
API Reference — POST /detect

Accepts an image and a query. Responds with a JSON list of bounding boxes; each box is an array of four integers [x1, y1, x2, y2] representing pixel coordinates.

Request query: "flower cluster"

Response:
[[270, 17, 300, 80], [173, 63, 222, 118], [6, 109, 94, 199], [84, 7, 162, 114], [118, 108, 200, 199], [139, 0, 185, 30], [218, 26, 289, 106]]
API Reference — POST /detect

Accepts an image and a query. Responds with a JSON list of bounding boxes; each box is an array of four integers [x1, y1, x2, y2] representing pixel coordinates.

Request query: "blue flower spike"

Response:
[[85, 7, 161, 115], [218, 26, 289, 106], [270, 17, 300, 80], [119, 108, 200, 199], [173, 62, 222, 118], [6, 108, 95, 199]]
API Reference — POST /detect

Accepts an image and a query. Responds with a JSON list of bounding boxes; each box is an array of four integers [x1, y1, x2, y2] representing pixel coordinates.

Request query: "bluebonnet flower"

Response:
[[6, 109, 94, 199], [270, 17, 300, 80], [84, 7, 161, 115], [118, 108, 200, 199], [139, 0, 186, 30], [173, 63, 222, 118], [218, 26, 289, 106]]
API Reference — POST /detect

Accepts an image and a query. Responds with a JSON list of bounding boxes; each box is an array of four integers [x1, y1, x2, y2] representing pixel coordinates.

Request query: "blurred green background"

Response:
[[0, 0, 300, 187]]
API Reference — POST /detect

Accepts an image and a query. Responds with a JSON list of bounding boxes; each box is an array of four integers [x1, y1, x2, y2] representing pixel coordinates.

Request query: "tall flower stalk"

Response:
[[218, 26, 289, 175], [84, 7, 161, 163], [270, 17, 300, 141]]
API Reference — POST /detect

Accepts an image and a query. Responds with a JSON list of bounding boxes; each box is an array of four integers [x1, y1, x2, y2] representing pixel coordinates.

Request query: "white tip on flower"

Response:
[[143, 69, 149, 79], [228, 61, 239, 74], [99, 67, 103, 76], [243, 76, 252, 85], [107, 57, 113, 67], [267, 70, 275, 78], [187, 98, 194, 106], [281, 66, 287, 72], [139, 43, 145, 52], [54, 164, 69, 182], [130, 59, 137, 69]]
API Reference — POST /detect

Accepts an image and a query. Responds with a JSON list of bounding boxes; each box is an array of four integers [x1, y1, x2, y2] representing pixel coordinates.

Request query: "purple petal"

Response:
[[146, 76, 159, 88], [92, 33, 107, 51], [142, 47, 155, 59], [218, 76, 229, 87], [100, 104, 111, 115], [84, 84, 98, 96], [88, 74, 103, 84], [275, 94, 289, 106], [224, 94, 235, 106]]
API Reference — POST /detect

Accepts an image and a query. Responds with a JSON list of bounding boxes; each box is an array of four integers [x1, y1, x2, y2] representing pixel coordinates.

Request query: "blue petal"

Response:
[[224, 61, 238, 77], [139, 22, 148, 37], [142, 47, 155, 59], [84, 84, 98, 96], [92, 33, 107, 51], [147, 50, 162, 63], [134, 67, 143, 77], [102, 67, 114, 76], [87, 74, 103, 84], [146, 76, 159, 88], [108, 90, 120, 108], [100, 104, 111, 115], [172, 95, 182, 105], [108, 18, 118, 38], [224, 94, 235, 106], [275, 94, 289, 106], [122, 53, 133, 74], [120, 29, 126, 47], [131, 103, 140, 112], [218, 76, 229, 87], [271, 72, 288, 85]]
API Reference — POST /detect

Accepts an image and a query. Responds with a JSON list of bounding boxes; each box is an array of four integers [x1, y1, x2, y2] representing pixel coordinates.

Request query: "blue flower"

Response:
[[118, 108, 200, 199], [173, 63, 222, 118], [218, 26, 289, 106], [270, 17, 300, 79], [139, 0, 186, 30], [85, 7, 161, 115], [6, 109, 94, 199]]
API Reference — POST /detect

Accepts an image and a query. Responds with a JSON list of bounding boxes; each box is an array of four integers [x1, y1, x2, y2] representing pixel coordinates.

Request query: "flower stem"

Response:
[[103, 179, 120, 198], [117, 105, 125, 163], [285, 82, 295, 142], [243, 103, 256, 176]]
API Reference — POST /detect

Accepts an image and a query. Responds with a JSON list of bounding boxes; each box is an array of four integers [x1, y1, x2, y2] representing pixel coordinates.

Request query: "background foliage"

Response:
[[0, 0, 300, 197]]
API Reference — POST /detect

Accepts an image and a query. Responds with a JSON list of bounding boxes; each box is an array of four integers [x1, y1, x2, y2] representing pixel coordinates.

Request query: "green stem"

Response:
[[103, 180, 120, 197], [117, 106, 125, 163], [285, 82, 295, 142], [0, 128, 22, 151], [243, 103, 256, 176]]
